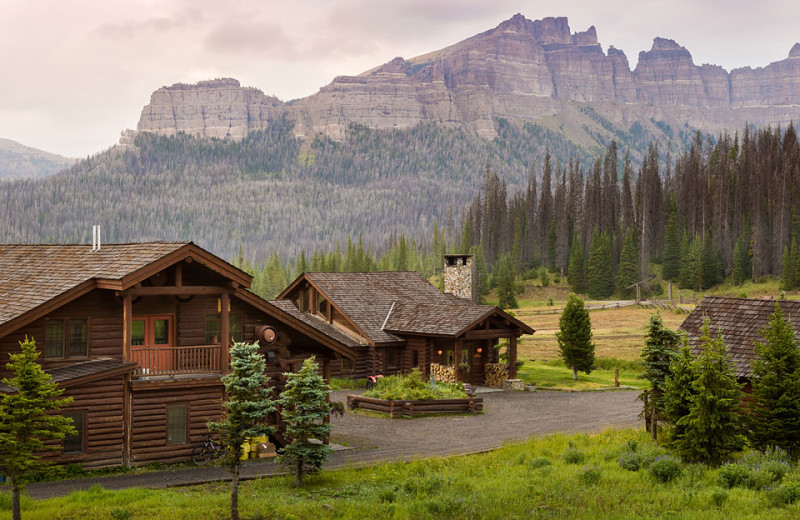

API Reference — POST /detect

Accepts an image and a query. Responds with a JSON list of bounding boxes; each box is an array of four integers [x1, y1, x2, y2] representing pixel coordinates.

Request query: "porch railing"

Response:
[[131, 345, 222, 377]]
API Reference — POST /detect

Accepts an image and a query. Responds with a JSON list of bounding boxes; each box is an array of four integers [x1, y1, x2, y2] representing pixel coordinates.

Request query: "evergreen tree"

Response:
[[663, 341, 697, 443], [556, 294, 595, 380], [276, 356, 332, 487], [670, 319, 745, 466], [495, 253, 518, 310], [662, 208, 681, 281], [546, 220, 557, 270], [701, 234, 723, 289], [295, 251, 308, 278], [750, 304, 800, 456], [616, 227, 640, 298], [0, 339, 75, 520], [209, 342, 275, 520], [473, 244, 490, 304], [640, 313, 681, 441], [732, 235, 750, 286], [587, 230, 614, 299], [567, 238, 588, 294], [679, 235, 703, 291]]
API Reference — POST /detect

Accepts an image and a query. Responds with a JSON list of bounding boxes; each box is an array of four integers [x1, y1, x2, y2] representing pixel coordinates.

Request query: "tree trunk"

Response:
[[651, 416, 658, 441], [12, 479, 21, 520], [295, 460, 303, 487], [572, 367, 578, 380], [231, 465, 240, 520]]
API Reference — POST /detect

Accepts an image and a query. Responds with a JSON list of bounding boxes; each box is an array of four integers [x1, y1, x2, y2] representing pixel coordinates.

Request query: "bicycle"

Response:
[[191, 434, 222, 466]]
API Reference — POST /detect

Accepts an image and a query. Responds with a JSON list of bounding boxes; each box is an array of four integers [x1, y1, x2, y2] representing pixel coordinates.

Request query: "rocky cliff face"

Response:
[[136, 78, 286, 139], [133, 15, 800, 143]]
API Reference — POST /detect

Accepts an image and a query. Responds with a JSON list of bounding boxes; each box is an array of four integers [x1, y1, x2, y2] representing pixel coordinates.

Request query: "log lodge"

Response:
[[0, 245, 533, 468]]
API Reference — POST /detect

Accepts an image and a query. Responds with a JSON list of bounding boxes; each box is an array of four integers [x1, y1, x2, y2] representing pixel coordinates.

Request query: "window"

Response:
[[167, 403, 187, 445], [63, 411, 85, 454], [386, 348, 400, 371], [45, 318, 88, 358], [316, 296, 328, 318], [205, 314, 244, 344], [411, 349, 419, 368], [445, 349, 456, 367]]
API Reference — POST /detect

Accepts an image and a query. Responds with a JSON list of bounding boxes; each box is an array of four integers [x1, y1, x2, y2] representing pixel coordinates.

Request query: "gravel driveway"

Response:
[[26, 389, 641, 499]]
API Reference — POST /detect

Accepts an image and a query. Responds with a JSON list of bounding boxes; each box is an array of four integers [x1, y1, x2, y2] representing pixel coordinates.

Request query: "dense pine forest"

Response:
[[258, 124, 800, 303], [0, 114, 681, 262]]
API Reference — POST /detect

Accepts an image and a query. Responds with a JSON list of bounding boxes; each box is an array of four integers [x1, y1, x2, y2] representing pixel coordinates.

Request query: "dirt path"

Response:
[[26, 389, 641, 500]]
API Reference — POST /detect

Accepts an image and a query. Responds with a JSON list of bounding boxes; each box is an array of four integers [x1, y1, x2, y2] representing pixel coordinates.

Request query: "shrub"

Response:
[[377, 487, 397, 503], [528, 457, 553, 469], [710, 488, 729, 507], [618, 450, 648, 472], [769, 474, 800, 506], [562, 448, 586, 465], [579, 465, 602, 485], [364, 369, 467, 400], [717, 463, 754, 489], [649, 455, 682, 483]]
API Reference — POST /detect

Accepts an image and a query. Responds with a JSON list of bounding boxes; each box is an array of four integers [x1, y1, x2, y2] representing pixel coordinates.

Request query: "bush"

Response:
[[563, 448, 586, 465], [649, 455, 682, 483], [579, 465, 602, 485], [618, 450, 648, 472], [528, 457, 553, 469], [364, 369, 467, 400], [717, 463, 755, 489], [710, 488, 729, 507], [768, 474, 800, 506]]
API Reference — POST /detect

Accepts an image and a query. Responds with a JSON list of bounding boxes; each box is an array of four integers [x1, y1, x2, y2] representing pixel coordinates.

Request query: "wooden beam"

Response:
[[509, 336, 518, 379], [120, 286, 232, 297], [123, 373, 131, 467], [464, 329, 518, 340], [122, 295, 132, 363], [454, 339, 462, 383], [323, 358, 331, 445], [221, 293, 230, 376], [174, 262, 182, 287]]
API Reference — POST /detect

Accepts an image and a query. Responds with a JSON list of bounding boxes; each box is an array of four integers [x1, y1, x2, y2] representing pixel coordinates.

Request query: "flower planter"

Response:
[[346, 395, 483, 418]]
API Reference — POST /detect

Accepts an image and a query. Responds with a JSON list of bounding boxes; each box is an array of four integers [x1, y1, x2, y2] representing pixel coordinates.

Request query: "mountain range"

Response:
[[2, 14, 800, 262], [0, 138, 75, 180]]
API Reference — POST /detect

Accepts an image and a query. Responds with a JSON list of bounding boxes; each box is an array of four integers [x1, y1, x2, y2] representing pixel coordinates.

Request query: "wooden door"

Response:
[[132, 315, 174, 372]]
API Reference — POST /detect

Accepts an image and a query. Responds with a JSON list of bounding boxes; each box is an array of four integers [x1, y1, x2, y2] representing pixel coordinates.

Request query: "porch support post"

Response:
[[122, 295, 132, 363], [454, 339, 462, 383], [509, 336, 518, 379], [123, 372, 132, 467], [221, 293, 230, 375], [322, 358, 331, 445]]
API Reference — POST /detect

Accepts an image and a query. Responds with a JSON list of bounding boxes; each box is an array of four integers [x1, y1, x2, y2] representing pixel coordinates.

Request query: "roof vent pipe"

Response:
[[91, 225, 101, 251]]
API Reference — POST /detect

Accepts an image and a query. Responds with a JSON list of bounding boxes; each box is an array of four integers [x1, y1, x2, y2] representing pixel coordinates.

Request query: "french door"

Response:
[[132, 315, 174, 372]]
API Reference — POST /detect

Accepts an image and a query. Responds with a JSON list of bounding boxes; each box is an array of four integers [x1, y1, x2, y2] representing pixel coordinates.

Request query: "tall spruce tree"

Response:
[[670, 319, 745, 466], [496, 253, 518, 310], [0, 339, 76, 520], [209, 342, 275, 520], [276, 356, 332, 487], [556, 294, 595, 380], [663, 341, 697, 443], [616, 227, 640, 298], [587, 230, 614, 299], [640, 313, 681, 441], [662, 208, 681, 281], [750, 304, 800, 456], [567, 238, 588, 294], [473, 244, 490, 304]]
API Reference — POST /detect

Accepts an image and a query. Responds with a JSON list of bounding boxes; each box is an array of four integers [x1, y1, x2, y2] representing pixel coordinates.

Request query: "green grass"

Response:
[[518, 359, 646, 390], [9, 429, 800, 519]]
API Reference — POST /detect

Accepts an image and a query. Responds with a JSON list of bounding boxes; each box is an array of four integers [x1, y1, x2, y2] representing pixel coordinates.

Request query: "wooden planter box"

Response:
[[346, 395, 483, 418]]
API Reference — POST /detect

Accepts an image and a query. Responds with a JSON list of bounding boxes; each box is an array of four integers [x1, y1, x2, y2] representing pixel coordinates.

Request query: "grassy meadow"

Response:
[[8, 429, 800, 519]]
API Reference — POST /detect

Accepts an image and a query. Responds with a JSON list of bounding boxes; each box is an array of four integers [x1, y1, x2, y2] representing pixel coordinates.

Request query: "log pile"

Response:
[[485, 363, 509, 388], [347, 395, 483, 418], [429, 363, 456, 383]]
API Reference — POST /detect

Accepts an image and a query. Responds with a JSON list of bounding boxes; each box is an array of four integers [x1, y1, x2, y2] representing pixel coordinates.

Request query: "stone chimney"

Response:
[[443, 254, 474, 301]]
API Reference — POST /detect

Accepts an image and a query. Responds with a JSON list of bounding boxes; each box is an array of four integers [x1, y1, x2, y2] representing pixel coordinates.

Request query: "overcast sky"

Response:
[[2, 0, 798, 158]]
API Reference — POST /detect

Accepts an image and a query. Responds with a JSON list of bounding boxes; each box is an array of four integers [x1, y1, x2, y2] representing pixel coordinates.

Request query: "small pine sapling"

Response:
[[276, 356, 332, 487], [556, 294, 595, 380]]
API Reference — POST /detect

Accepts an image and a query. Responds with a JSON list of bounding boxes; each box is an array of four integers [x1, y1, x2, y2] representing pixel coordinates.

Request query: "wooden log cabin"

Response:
[[679, 296, 800, 392], [0, 242, 356, 468], [277, 268, 535, 385]]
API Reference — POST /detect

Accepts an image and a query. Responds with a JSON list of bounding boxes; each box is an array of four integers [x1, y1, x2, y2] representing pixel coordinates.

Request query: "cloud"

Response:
[[94, 8, 203, 41]]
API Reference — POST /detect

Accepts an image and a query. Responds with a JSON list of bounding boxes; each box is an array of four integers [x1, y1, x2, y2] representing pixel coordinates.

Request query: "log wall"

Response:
[[346, 394, 483, 418], [129, 380, 223, 466]]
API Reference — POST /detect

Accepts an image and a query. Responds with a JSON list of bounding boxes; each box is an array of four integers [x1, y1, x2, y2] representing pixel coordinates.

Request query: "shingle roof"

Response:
[[679, 296, 800, 378], [267, 299, 367, 348], [301, 272, 532, 344], [0, 357, 137, 393], [0, 242, 188, 327]]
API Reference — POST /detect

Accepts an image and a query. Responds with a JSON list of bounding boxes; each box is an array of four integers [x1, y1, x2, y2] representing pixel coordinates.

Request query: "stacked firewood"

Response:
[[484, 363, 509, 388], [429, 363, 456, 383]]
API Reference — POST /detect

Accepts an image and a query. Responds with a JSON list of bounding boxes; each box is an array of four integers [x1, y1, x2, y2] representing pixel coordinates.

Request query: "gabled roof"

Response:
[[679, 296, 800, 378], [279, 271, 534, 344], [0, 242, 252, 336], [267, 299, 367, 349]]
